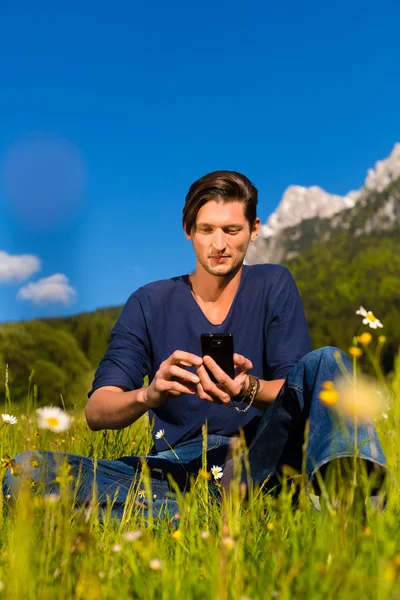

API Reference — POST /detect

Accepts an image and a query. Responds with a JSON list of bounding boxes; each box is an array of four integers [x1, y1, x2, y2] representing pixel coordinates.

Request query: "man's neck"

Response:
[[189, 264, 243, 304]]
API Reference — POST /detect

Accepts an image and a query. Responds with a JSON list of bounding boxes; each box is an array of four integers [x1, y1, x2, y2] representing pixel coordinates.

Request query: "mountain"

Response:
[[246, 144, 400, 265], [2, 146, 400, 408]]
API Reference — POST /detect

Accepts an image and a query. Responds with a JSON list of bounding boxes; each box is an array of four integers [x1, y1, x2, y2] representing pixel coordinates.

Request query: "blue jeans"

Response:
[[2, 347, 386, 519]]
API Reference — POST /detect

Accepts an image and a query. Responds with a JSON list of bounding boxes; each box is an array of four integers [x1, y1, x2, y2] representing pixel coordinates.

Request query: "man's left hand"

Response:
[[195, 353, 252, 405]]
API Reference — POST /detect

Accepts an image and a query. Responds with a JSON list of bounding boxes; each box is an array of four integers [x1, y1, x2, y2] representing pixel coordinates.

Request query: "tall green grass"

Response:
[[0, 347, 399, 599]]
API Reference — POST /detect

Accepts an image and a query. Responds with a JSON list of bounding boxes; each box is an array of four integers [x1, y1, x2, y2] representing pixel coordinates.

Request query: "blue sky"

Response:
[[1, 0, 399, 322]]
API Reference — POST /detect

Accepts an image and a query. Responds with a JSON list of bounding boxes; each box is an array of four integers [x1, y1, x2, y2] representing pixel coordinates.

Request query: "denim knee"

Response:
[[2, 450, 50, 500], [304, 346, 347, 367]]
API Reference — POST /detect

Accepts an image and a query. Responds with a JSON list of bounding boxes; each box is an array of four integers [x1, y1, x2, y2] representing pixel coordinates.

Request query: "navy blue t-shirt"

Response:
[[88, 264, 312, 451]]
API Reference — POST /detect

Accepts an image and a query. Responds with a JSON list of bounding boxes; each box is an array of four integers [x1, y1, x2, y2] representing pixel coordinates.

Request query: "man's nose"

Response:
[[212, 229, 226, 251]]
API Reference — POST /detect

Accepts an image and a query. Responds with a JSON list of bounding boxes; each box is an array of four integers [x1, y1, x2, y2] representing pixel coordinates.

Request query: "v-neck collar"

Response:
[[181, 266, 248, 328]]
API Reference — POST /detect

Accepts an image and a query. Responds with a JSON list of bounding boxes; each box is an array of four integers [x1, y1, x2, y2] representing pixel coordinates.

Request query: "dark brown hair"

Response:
[[182, 170, 258, 234]]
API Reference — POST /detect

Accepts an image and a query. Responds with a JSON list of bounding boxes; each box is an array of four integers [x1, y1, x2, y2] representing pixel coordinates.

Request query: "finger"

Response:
[[165, 364, 200, 385], [233, 353, 253, 372], [196, 381, 222, 404], [202, 356, 235, 392], [168, 350, 203, 367], [196, 363, 232, 404], [170, 382, 197, 395], [157, 378, 197, 396]]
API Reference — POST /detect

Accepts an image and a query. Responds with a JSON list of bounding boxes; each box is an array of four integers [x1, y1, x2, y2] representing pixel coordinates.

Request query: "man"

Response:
[[3, 171, 386, 516]]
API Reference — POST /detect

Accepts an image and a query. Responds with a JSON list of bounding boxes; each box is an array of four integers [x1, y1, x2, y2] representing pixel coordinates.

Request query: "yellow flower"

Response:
[[394, 555, 400, 567], [378, 335, 387, 344], [267, 523, 274, 531], [171, 529, 181, 541], [198, 469, 211, 480], [384, 563, 396, 583], [319, 381, 339, 406], [357, 332, 372, 345], [349, 346, 363, 358], [335, 376, 384, 422], [322, 381, 335, 390], [221, 536, 235, 549]]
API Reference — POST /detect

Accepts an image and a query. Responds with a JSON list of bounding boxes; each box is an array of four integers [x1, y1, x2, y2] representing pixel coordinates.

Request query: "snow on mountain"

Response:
[[365, 143, 400, 192], [246, 143, 400, 264], [260, 185, 359, 239]]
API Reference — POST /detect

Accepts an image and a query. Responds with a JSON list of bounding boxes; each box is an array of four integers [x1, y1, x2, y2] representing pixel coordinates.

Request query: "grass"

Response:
[[0, 344, 399, 599]]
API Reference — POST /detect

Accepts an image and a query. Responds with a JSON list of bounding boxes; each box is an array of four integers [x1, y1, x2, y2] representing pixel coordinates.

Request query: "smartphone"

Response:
[[200, 333, 235, 383]]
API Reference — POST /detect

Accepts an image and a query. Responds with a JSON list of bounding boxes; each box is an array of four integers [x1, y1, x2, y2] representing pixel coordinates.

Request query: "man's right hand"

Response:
[[143, 350, 203, 409]]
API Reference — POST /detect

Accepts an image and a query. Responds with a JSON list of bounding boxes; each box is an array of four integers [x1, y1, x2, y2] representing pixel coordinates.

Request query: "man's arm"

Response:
[[253, 378, 285, 409], [85, 385, 149, 431], [85, 351, 203, 430]]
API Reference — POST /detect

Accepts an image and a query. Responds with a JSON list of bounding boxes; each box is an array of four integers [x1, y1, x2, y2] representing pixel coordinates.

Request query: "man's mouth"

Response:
[[210, 255, 230, 263]]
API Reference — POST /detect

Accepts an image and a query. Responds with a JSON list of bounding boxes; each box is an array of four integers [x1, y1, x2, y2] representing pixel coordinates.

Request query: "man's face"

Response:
[[185, 200, 260, 277]]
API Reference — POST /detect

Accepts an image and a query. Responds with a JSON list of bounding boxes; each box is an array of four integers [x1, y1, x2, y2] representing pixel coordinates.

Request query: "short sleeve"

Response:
[[87, 292, 152, 398], [264, 267, 312, 380]]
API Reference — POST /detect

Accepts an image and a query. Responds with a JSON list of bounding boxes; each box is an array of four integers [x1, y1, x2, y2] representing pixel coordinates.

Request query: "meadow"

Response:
[[0, 324, 399, 600]]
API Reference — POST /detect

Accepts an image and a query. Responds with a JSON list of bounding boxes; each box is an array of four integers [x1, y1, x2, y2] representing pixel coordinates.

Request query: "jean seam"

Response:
[[95, 466, 135, 480], [207, 435, 222, 451], [287, 383, 303, 393]]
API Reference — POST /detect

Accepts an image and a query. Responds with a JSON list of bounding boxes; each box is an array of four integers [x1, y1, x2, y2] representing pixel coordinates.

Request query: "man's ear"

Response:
[[250, 217, 261, 242], [184, 225, 193, 241]]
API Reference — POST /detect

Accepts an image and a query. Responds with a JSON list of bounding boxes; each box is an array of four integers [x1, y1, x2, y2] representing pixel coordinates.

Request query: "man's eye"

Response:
[[226, 229, 240, 235], [200, 228, 212, 233]]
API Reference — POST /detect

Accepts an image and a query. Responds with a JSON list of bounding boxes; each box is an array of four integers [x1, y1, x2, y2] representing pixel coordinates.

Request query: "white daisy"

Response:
[[211, 465, 223, 480], [36, 406, 71, 432], [356, 306, 383, 329], [1, 413, 18, 425], [155, 429, 165, 439]]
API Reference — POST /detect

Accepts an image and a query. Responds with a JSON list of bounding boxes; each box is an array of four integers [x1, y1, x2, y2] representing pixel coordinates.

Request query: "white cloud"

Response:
[[0, 250, 41, 283], [17, 273, 76, 305]]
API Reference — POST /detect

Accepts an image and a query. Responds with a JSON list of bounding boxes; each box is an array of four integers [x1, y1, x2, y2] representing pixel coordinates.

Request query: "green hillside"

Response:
[[1, 227, 399, 408], [286, 232, 400, 372]]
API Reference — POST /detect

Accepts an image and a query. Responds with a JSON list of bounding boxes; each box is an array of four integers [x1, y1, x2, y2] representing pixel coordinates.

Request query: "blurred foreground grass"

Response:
[[0, 345, 399, 599]]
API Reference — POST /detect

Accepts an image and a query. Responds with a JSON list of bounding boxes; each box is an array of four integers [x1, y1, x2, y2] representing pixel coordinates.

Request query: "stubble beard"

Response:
[[198, 255, 242, 279]]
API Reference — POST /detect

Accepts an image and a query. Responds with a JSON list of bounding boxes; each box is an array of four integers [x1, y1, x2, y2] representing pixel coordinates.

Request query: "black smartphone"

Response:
[[200, 333, 235, 383]]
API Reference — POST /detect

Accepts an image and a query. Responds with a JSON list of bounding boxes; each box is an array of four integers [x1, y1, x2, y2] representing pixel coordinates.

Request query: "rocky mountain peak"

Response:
[[365, 143, 400, 192], [246, 143, 400, 265], [261, 185, 358, 238]]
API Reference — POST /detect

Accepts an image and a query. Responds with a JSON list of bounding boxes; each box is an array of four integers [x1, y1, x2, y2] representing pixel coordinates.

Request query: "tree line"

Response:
[[1, 233, 399, 408]]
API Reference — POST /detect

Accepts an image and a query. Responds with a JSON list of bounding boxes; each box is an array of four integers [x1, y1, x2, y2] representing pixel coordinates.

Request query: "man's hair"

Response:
[[182, 170, 258, 234]]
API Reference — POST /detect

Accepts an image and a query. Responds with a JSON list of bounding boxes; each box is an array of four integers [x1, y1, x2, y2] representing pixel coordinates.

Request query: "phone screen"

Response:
[[200, 333, 235, 383]]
